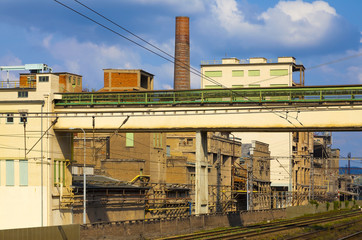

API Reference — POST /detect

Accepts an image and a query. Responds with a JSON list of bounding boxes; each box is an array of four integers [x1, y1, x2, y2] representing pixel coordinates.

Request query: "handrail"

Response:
[[0, 81, 36, 89], [55, 85, 362, 106]]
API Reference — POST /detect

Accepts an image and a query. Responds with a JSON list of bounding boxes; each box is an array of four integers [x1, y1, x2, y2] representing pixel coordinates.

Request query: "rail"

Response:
[[55, 85, 362, 106], [0, 81, 36, 89]]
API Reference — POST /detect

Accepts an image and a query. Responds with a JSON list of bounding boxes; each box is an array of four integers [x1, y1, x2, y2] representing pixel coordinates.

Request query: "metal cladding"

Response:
[[174, 16, 190, 90]]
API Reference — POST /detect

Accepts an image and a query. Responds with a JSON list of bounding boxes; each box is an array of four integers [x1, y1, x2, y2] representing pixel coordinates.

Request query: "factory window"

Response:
[[205, 71, 222, 77], [126, 133, 134, 147], [19, 113, 27, 123], [248, 70, 260, 77], [153, 133, 162, 148], [19, 160, 28, 186], [270, 84, 288, 88], [54, 159, 67, 186], [232, 70, 244, 77], [38, 76, 49, 82], [6, 160, 14, 186], [18, 91, 28, 98], [68, 76, 71, 83], [166, 145, 171, 157], [270, 69, 288, 76], [204, 85, 222, 88], [77, 77, 81, 85], [6, 114, 14, 123]]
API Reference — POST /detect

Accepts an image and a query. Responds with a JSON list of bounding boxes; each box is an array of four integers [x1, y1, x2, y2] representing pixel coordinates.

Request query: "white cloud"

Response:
[[203, 0, 345, 49], [42, 36, 141, 89], [127, 0, 206, 13]]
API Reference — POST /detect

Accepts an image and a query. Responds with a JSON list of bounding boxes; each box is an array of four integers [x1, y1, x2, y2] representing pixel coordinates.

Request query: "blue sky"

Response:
[[0, 0, 361, 166]]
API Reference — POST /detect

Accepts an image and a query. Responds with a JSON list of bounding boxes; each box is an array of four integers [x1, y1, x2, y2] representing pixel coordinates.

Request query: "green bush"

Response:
[[309, 200, 319, 209], [326, 202, 330, 211], [345, 200, 350, 208], [333, 201, 340, 210]]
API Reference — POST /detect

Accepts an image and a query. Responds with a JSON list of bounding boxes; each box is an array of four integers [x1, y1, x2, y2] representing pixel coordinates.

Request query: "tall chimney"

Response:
[[174, 16, 190, 90]]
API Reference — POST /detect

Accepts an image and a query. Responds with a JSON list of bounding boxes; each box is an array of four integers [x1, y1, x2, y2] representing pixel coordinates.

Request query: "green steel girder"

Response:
[[55, 85, 362, 106]]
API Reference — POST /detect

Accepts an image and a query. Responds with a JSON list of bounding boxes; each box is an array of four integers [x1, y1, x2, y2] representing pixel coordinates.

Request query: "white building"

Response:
[[0, 65, 80, 229], [200, 57, 308, 192]]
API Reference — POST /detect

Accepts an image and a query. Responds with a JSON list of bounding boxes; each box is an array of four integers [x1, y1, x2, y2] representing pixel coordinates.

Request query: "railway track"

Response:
[[158, 210, 362, 240]]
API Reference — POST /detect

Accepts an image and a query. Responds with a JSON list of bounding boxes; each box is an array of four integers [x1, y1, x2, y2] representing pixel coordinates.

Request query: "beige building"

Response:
[[0, 67, 77, 229], [200, 57, 312, 202], [241, 141, 271, 210], [72, 69, 184, 220], [166, 132, 242, 213]]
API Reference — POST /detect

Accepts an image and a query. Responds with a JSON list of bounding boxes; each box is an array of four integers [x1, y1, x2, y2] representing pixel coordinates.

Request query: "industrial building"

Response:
[[200, 57, 323, 205]]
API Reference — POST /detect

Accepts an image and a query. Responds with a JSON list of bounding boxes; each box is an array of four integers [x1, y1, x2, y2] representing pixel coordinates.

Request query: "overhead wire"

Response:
[[53, 0, 302, 126]]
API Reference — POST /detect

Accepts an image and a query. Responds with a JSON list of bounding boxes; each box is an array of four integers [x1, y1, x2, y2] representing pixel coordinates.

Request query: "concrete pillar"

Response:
[[195, 131, 208, 214]]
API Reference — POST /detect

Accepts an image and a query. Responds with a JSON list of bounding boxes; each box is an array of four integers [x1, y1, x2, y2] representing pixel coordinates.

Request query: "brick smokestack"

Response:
[[174, 16, 190, 90]]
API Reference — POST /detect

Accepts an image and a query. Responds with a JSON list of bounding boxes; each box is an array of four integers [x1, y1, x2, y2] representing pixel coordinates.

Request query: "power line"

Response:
[[53, 0, 300, 126]]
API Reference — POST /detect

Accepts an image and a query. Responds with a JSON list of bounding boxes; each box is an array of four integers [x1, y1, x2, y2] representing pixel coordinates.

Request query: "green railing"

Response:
[[55, 85, 362, 106]]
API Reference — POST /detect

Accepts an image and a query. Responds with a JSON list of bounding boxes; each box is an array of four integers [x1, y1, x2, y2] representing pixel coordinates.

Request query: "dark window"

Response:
[[6, 114, 14, 123], [18, 91, 28, 98], [39, 76, 49, 82], [20, 113, 27, 123]]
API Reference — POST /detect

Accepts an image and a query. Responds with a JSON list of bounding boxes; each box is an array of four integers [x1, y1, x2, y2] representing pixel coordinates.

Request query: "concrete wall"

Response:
[[80, 209, 286, 240], [0, 224, 79, 240], [286, 200, 362, 219]]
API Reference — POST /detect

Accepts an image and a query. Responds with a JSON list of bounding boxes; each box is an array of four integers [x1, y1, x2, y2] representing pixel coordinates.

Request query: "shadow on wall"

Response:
[[227, 212, 243, 227]]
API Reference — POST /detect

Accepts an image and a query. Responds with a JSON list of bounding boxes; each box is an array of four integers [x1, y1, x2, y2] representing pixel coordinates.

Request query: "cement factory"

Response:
[[0, 16, 361, 239]]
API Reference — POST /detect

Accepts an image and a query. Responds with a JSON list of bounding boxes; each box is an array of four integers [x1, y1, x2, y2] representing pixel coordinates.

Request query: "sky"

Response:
[[0, 0, 361, 167]]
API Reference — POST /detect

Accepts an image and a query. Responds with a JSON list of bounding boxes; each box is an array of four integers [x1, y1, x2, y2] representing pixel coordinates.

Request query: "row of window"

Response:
[[1, 160, 28, 186], [69, 76, 81, 86], [3, 113, 27, 124], [204, 84, 288, 89], [205, 69, 288, 78]]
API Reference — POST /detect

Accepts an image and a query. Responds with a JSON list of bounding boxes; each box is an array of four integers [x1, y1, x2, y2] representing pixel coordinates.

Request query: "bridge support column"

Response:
[[195, 131, 208, 214]]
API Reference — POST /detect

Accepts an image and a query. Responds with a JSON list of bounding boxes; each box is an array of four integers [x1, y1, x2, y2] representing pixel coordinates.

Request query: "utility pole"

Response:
[[309, 154, 314, 201], [347, 152, 351, 175], [247, 155, 253, 211], [216, 149, 222, 212]]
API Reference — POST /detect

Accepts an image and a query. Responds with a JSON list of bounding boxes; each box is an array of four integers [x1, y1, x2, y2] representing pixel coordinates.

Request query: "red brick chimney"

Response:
[[174, 16, 190, 90]]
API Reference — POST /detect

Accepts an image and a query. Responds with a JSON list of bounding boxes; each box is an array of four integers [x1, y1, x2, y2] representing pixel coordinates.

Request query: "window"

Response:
[[18, 91, 28, 98], [153, 133, 162, 148], [248, 70, 260, 77], [204, 85, 222, 89], [249, 84, 260, 88], [232, 85, 244, 88], [126, 133, 134, 147], [270, 69, 288, 76], [166, 145, 171, 157], [6, 160, 14, 186], [77, 77, 80, 85], [232, 70, 244, 77], [54, 159, 67, 186], [38, 76, 49, 82], [270, 84, 288, 88], [205, 71, 222, 77], [6, 114, 14, 123], [20, 113, 27, 123], [19, 160, 28, 186], [68, 76, 71, 83]]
